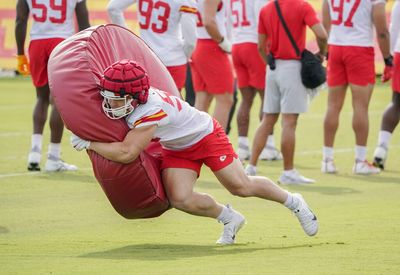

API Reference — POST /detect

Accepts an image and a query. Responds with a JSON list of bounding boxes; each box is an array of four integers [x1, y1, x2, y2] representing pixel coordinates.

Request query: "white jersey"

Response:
[[196, 0, 228, 39], [229, 0, 267, 44], [25, 0, 83, 40], [126, 87, 213, 150], [391, 0, 400, 53], [327, 0, 386, 47]]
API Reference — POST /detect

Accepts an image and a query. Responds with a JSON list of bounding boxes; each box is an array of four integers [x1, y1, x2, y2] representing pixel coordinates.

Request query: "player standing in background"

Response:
[[190, 0, 234, 131], [15, 0, 90, 172], [373, 0, 400, 170], [107, 0, 198, 92], [229, 0, 281, 161], [321, 0, 391, 175]]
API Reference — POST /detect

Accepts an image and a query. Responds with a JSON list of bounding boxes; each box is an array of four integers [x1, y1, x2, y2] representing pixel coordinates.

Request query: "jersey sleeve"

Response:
[[302, 1, 320, 27], [179, 0, 197, 14], [127, 102, 170, 129]]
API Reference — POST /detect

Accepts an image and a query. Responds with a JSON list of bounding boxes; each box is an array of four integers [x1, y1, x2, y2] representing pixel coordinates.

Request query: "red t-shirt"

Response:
[[258, 0, 320, 60]]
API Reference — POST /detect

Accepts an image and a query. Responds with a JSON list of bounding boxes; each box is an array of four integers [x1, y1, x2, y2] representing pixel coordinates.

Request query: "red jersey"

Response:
[[258, 0, 320, 60]]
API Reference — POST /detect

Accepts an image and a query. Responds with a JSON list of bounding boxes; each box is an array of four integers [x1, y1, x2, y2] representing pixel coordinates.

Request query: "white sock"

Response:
[[355, 145, 367, 162], [284, 192, 299, 210], [283, 169, 295, 176], [217, 205, 232, 223], [266, 135, 275, 148], [238, 136, 249, 147], [48, 143, 61, 159], [31, 134, 42, 152], [378, 131, 392, 149], [246, 164, 257, 173], [322, 146, 334, 160]]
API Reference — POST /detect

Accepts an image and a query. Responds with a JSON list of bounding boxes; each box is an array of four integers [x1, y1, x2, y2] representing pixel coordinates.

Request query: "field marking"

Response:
[[0, 145, 398, 179]]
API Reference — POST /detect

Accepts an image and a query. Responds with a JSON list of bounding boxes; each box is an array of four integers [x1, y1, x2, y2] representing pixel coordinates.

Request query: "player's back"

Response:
[[25, 0, 82, 40], [230, 0, 259, 44], [327, 0, 385, 47], [138, 0, 197, 66]]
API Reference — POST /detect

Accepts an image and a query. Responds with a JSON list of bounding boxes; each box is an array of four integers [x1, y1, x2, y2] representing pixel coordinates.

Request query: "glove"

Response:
[[218, 37, 231, 53], [70, 133, 91, 151], [381, 55, 394, 83], [16, 55, 30, 76]]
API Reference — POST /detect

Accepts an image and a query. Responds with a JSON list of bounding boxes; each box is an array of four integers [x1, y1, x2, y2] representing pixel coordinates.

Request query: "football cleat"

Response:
[[27, 151, 41, 171], [353, 160, 380, 175], [321, 158, 337, 174], [259, 145, 282, 161], [278, 170, 315, 185], [45, 156, 78, 172], [292, 193, 318, 236], [372, 145, 387, 170], [216, 205, 246, 245]]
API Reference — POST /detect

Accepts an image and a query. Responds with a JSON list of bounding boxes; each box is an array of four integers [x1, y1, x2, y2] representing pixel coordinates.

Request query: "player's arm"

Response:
[[88, 124, 157, 164], [107, 0, 135, 28], [203, 0, 223, 43], [310, 23, 328, 58], [257, 33, 268, 64], [75, 0, 90, 31], [372, 1, 391, 60], [15, 0, 29, 56], [181, 9, 198, 59], [321, 0, 331, 35]]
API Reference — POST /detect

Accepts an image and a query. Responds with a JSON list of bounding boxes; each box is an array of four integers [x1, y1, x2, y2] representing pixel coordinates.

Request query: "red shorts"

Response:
[[161, 119, 237, 176], [190, 39, 234, 94], [232, 43, 266, 90], [327, 45, 375, 87], [29, 38, 65, 87], [392, 53, 400, 93], [167, 64, 187, 91]]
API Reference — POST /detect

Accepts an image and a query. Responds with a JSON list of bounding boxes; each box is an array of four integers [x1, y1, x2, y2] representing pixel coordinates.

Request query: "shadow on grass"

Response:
[[80, 242, 328, 261], [35, 172, 97, 184], [0, 226, 9, 234], [283, 184, 360, 195]]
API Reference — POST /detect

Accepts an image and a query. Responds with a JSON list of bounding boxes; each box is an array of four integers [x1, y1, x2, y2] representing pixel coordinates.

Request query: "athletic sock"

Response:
[[322, 146, 334, 160], [238, 136, 249, 148], [378, 130, 392, 149], [48, 143, 61, 160], [31, 134, 43, 152], [284, 192, 299, 210], [217, 205, 232, 224], [355, 145, 367, 162], [266, 135, 275, 148]]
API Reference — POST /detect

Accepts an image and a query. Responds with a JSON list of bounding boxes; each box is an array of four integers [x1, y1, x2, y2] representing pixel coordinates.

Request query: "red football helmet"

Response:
[[100, 60, 150, 119]]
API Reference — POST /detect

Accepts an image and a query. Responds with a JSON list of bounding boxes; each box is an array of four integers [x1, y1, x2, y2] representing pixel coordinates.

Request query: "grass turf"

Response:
[[0, 77, 399, 274]]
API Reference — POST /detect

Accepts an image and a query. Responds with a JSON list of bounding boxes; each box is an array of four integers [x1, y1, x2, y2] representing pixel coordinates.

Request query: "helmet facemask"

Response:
[[100, 90, 137, 119]]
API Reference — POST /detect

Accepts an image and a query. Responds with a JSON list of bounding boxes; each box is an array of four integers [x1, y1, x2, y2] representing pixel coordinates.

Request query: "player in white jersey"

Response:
[[15, 0, 90, 172], [190, 0, 234, 131], [321, 0, 392, 175], [107, 0, 197, 91], [228, 0, 281, 161], [373, 1, 400, 170], [71, 59, 319, 244]]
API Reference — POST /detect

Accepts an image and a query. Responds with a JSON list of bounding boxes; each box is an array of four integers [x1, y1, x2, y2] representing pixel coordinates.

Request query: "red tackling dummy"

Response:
[[48, 24, 179, 219]]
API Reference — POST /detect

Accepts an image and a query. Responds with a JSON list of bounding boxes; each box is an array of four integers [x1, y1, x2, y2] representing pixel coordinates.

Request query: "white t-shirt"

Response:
[[107, 0, 197, 66], [229, 0, 267, 44], [327, 0, 386, 47], [126, 87, 213, 150], [26, 0, 83, 40], [196, 0, 228, 39], [390, 0, 400, 53]]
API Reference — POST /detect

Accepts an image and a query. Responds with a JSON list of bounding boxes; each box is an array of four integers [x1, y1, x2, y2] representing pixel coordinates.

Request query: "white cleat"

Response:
[[237, 145, 250, 161], [27, 151, 41, 171], [292, 193, 318, 236], [45, 157, 78, 172], [321, 158, 337, 174], [244, 164, 257, 176], [353, 160, 380, 175], [373, 145, 387, 170], [259, 146, 283, 161], [278, 170, 315, 185], [216, 205, 246, 245]]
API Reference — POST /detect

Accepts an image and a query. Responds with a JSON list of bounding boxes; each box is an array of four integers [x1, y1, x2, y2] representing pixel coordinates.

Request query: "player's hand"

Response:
[[381, 65, 393, 83], [218, 37, 232, 53], [70, 133, 91, 151], [16, 55, 30, 76]]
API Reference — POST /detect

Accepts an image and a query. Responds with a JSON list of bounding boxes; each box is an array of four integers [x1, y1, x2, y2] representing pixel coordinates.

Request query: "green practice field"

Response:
[[0, 77, 399, 274]]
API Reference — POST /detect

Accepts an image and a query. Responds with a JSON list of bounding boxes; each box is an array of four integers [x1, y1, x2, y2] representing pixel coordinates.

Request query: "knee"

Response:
[[168, 195, 190, 210], [227, 180, 252, 198]]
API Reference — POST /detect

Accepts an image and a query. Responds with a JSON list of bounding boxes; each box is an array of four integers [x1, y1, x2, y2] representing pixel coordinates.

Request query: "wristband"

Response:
[[384, 55, 393, 66]]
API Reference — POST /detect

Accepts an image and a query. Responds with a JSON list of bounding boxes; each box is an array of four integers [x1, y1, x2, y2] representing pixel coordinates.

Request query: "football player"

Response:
[[15, 0, 90, 171], [71, 59, 319, 244]]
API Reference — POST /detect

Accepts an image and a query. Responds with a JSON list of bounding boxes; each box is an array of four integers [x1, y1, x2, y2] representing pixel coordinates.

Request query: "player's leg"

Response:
[[214, 158, 318, 236], [162, 167, 245, 244]]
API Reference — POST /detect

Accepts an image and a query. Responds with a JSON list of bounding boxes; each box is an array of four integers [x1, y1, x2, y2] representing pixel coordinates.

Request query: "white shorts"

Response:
[[263, 60, 309, 114]]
